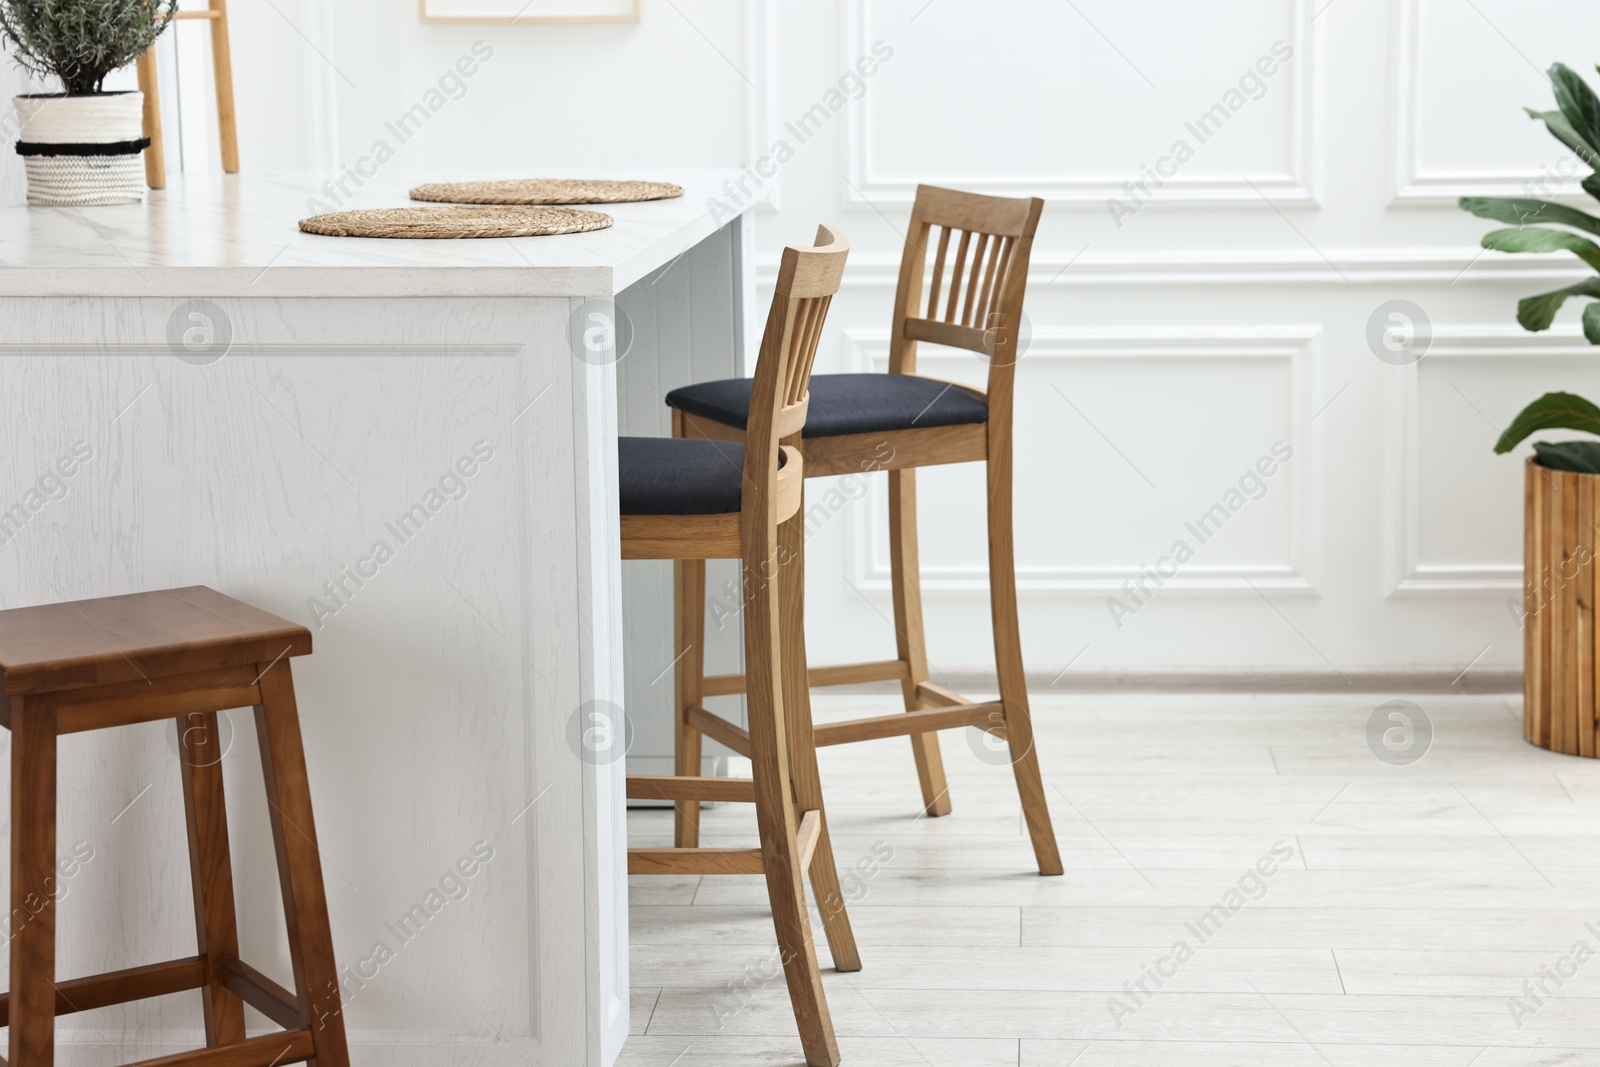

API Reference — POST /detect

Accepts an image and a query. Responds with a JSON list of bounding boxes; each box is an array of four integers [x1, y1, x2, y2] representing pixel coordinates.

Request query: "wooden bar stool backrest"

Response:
[[888, 185, 1045, 422], [757, 224, 852, 446], [746, 224, 851, 491]]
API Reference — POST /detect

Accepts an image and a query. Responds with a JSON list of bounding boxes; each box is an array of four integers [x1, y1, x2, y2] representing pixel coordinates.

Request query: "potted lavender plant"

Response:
[[0, 0, 177, 205]]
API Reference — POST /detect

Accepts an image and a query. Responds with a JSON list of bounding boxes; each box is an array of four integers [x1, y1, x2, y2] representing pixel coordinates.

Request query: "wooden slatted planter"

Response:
[[1525, 458, 1600, 755]]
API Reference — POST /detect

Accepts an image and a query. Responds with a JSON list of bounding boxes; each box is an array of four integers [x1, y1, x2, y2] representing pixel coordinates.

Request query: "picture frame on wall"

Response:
[[420, 0, 639, 22]]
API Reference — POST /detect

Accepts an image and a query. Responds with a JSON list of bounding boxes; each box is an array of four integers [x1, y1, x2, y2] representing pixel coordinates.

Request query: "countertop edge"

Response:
[[0, 265, 619, 299]]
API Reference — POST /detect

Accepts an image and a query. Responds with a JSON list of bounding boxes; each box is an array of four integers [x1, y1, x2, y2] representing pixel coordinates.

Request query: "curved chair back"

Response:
[[887, 186, 1044, 419], [743, 225, 852, 499]]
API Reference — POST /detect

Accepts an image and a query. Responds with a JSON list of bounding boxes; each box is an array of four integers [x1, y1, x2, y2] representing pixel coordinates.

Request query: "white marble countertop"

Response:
[[0, 168, 745, 298]]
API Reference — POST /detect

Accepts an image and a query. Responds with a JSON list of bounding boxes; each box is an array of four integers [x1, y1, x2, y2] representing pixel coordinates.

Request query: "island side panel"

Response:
[[0, 295, 596, 1066], [568, 291, 631, 1066], [616, 221, 751, 781]]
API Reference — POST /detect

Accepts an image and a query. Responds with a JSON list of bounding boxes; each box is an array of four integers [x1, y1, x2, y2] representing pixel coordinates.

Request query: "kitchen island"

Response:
[[0, 170, 754, 1067]]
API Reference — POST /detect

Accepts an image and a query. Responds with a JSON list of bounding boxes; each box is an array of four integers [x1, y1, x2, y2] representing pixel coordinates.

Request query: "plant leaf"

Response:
[[1526, 106, 1600, 165], [0, 0, 180, 96], [1482, 227, 1600, 271], [1496, 391, 1600, 453], [1517, 279, 1600, 331], [1460, 196, 1600, 235], [1584, 302, 1600, 344], [1552, 63, 1600, 155], [1533, 439, 1600, 473]]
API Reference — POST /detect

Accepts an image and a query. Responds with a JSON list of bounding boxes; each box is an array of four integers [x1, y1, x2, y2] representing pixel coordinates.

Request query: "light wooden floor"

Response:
[[621, 692, 1600, 1066]]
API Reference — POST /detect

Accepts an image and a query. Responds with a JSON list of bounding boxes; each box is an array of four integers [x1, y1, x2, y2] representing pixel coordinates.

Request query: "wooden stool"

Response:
[[136, 0, 240, 190], [620, 226, 858, 1067], [0, 586, 348, 1067], [665, 186, 1063, 876]]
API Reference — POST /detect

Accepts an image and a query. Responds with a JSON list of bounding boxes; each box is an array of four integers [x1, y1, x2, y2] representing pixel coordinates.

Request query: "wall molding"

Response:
[[1386, 328, 1590, 596], [757, 248, 1588, 288], [838, 326, 1322, 596], [1392, 0, 1583, 204], [844, 0, 1321, 205], [743, 0, 782, 210], [303, 0, 342, 171]]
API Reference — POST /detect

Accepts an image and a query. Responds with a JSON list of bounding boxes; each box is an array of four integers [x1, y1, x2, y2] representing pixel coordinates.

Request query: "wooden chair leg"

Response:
[[208, 0, 240, 173], [10, 693, 58, 1067], [255, 661, 351, 1066], [986, 449, 1063, 876], [135, 51, 165, 190], [778, 488, 861, 973], [674, 558, 706, 848], [889, 467, 952, 816], [744, 547, 840, 1067], [178, 710, 248, 1046]]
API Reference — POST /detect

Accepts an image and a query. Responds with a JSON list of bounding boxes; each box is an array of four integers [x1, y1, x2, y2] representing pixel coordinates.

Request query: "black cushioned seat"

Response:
[[618, 437, 786, 515], [665, 373, 988, 439]]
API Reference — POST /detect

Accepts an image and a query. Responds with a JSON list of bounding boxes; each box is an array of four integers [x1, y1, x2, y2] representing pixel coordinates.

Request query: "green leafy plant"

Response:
[[0, 0, 177, 96], [1461, 62, 1600, 473]]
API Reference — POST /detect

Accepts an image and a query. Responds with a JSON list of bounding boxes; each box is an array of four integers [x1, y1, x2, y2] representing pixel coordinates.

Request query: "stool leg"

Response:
[[10, 693, 58, 1067], [889, 468, 952, 817], [254, 661, 351, 1067], [178, 710, 247, 1045], [778, 492, 861, 973], [985, 446, 1063, 876], [673, 558, 705, 848], [744, 548, 839, 1067]]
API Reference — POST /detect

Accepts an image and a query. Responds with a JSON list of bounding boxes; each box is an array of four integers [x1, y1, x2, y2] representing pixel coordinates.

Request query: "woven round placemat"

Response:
[[408, 178, 685, 205], [298, 205, 614, 239]]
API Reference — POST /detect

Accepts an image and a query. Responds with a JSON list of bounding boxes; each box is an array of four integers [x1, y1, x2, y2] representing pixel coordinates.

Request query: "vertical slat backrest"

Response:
[[887, 186, 1045, 410], [742, 225, 852, 496]]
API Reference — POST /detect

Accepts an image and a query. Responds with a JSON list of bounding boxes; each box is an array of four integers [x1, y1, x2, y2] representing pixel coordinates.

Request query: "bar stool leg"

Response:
[[888, 468, 952, 817], [778, 494, 861, 973], [254, 661, 351, 1067], [673, 558, 706, 849], [178, 710, 247, 1045], [985, 445, 1063, 876], [744, 549, 839, 1067], [10, 693, 58, 1067]]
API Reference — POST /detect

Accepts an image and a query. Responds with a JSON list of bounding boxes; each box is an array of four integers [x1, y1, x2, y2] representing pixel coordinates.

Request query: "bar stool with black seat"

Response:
[[620, 225, 859, 1067], [0, 585, 348, 1067], [665, 186, 1063, 876]]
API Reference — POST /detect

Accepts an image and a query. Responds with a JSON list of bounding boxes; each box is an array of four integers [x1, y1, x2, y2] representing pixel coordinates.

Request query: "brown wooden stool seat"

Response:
[[0, 586, 349, 1067]]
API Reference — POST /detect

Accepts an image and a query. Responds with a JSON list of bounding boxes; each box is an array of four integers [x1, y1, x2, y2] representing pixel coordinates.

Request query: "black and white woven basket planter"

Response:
[[13, 93, 149, 206]]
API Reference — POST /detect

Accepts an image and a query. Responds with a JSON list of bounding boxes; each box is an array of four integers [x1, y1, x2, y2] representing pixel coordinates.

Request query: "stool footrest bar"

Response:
[[701, 673, 747, 698], [813, 702, 1006, 747], [0, 956, 206, 1024], [222, 957, 306, 1030], [796, 810, 821, 873], [809, 660, 912, 687], [685, 706, 751, 756], [629, 847, 764, 876], [914, 681, 973, 708], [703, 659, 911, 697], [626, 775, 757, 803], [123, 1028, 315, 1067]]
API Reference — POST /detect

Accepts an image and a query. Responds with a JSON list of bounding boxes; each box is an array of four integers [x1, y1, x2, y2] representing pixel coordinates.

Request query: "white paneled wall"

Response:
[[9, 0, 1596, 679], [753, 0, 1591, 681]]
